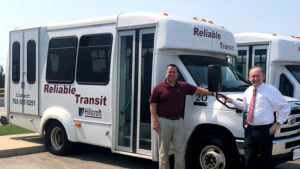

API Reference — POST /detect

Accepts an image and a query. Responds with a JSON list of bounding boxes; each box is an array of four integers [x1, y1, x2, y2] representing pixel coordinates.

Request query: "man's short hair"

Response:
[[166, 64, 178, 72], [249, 66, 264, 75]]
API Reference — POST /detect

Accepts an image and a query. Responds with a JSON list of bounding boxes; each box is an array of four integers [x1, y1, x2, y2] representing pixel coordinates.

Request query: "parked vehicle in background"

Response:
[[233, 32, 300, 99], [3, 13, 300, 169]]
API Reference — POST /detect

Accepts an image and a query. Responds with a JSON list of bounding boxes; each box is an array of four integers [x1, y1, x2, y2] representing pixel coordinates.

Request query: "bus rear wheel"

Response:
[[45, 121, 73, 155]]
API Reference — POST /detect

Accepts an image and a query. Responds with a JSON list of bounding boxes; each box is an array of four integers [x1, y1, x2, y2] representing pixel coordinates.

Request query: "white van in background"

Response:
[[2, 13, 300, 169], [233, 33, 300, 99]]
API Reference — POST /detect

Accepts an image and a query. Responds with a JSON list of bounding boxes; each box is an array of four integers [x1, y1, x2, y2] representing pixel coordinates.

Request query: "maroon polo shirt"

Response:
[[149, 80, 197, 118]]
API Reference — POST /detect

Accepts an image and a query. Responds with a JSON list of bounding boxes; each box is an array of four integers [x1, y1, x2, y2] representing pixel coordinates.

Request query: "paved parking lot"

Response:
[[0, 145, 299, 169], [0, 146, 158, 169]]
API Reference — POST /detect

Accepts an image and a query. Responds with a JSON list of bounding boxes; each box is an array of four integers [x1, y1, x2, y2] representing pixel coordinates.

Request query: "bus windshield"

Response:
[[286, 65, 300, 83], [179, 55, 250, 92]]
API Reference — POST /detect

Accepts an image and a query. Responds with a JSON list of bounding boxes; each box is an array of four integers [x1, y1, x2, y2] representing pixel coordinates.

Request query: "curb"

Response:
[[0, 133, 46, 158], [0, 145, 46, 158]]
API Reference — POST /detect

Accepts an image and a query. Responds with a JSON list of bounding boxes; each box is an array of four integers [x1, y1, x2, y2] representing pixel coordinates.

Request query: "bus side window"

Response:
[[254, 49, 267, 81], [12, 42, 20, 83], [27, 40, 36, 84], [237, 50, 247, 78], [279, 74, 294, 97], [76, 34, 113, 85], [46, 36, 78, 84]]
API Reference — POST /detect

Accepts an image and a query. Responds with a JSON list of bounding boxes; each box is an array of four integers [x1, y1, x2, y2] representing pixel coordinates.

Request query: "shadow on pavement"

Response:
[[70, 143, 158, 169], [11, 135, 44, 144], [275, 162, 300, 169]]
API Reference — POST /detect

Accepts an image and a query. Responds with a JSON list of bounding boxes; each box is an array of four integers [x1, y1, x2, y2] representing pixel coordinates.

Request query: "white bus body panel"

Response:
[[39, 24, 116, 147], [235, 32, 300, 99], [184, 94, 244, 139], [235, 33, 300, 63]]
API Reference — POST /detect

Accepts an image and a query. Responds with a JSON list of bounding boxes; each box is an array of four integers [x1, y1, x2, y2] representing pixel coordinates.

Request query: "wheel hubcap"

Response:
[[50, 127, 64, 150], [199, 145, 225, 169]]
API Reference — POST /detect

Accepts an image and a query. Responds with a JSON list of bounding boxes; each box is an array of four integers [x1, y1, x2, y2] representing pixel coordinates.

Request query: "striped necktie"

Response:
[[247, 88, 257, 123]]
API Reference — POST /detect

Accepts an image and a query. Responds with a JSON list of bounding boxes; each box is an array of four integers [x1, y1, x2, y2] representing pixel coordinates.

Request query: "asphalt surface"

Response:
[[0, 145, 299, 169], [0, 146, 158, 169]]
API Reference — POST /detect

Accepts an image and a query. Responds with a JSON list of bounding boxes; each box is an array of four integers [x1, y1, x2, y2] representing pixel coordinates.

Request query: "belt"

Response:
[[248, 123, 273, 128], [159, 116, 181, 120]]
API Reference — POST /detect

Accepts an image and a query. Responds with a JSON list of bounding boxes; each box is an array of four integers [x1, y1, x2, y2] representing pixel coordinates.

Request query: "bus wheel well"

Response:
[[45, 120, 74, 155], [186, 124, 241, 169], [43, 119, 62, 136], [187, 124, 236, 146]]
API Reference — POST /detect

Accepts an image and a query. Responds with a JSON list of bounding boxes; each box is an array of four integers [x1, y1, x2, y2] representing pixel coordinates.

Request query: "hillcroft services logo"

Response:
[[79, 107, 102, 119]]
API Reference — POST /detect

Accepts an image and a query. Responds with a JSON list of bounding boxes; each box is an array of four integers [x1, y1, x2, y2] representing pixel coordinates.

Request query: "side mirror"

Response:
[[208, 65, 222, 92], [208, 65, 237, 110]]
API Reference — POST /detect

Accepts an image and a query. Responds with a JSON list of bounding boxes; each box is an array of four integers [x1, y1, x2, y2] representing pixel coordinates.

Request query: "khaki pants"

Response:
[[157, 117, 185, 169]]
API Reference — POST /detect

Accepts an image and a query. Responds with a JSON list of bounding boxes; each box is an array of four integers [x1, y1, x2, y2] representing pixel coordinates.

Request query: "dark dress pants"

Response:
[[244, 124, 274, 169]]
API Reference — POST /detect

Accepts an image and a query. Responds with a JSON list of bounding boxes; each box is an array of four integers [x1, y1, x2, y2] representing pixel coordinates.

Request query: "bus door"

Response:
[[236, 45, 268, 78], [9, 29, 39, 115], [236, 46, 250, 78], [252, 45, 268, 77], [116, 28, 155, 156]]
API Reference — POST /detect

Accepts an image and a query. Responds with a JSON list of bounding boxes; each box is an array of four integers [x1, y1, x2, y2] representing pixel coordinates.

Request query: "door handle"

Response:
[[21, 82, 25, 89]]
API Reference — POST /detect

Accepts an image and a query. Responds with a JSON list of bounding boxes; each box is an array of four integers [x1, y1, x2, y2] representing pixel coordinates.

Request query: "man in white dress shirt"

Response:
[[225, 66, 291, 169]]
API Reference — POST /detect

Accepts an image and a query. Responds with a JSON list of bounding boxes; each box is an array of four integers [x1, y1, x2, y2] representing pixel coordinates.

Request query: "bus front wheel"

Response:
[[188, 135, 239, 169]]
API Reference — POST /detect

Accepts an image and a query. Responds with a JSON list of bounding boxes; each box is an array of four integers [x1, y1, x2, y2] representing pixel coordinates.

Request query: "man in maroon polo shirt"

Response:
[[149, 64, 215, 169]]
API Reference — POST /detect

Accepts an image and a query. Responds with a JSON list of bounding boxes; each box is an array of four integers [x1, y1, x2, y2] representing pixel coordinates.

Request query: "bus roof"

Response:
[[235, 32, 300, 63], [12, 12, 237, 57], [234, 32, 300, 44]]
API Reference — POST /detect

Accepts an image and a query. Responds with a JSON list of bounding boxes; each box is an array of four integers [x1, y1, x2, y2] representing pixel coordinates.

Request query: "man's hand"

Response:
[[269, 123, 280, 135], [224, 95, 233, 103], [153, 120, 160, 133], [150, 103, 160, 132]]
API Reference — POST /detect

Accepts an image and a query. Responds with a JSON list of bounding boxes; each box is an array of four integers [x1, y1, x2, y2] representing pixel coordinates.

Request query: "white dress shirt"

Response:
[[232, 83, 291, 125]]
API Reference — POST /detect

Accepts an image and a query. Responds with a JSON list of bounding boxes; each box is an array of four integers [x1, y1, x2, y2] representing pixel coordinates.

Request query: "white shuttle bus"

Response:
[[3, 13, 300, 169], [234, 33, 300, 100]]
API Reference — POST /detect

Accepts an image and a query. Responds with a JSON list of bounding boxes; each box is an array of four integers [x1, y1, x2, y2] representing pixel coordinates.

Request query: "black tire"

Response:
[[45, 121, 74, 155], [187, 135, 240, 169]]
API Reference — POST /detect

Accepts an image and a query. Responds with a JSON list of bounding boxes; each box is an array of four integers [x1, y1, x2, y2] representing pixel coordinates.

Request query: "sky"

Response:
[[1, 0, 300, 72]]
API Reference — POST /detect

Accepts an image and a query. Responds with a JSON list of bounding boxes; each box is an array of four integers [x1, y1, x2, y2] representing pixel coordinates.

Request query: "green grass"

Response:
[[0, 124, 33, 136]]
